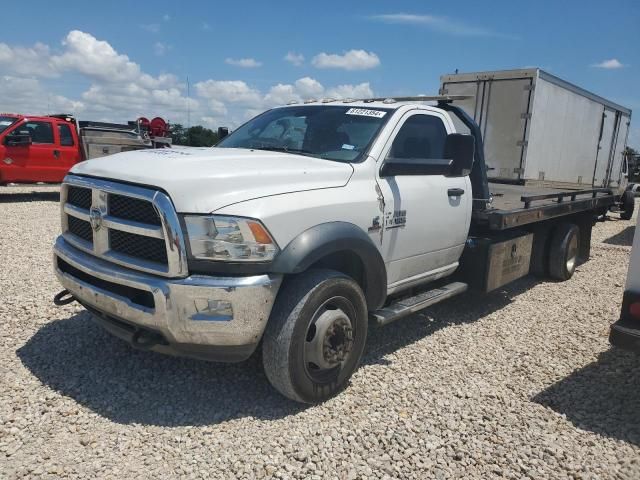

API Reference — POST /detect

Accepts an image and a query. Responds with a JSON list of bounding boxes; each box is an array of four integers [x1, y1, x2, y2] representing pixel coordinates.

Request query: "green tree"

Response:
[[169, 123, 188, 145], [186, 125, 219, 147], [170, 124, 219, 147]]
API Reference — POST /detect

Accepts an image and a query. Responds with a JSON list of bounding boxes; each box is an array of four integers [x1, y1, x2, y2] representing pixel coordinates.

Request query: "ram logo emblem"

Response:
[[89, 207, 104, 232]]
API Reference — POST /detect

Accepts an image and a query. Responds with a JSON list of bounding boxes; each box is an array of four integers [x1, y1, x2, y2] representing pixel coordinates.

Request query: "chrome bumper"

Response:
[[53, 236, 282, 360]]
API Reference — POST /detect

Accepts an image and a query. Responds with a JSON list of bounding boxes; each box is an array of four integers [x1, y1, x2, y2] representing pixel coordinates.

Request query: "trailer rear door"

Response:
[[442, 78, 531, 181], [594, 108, 617, 187]]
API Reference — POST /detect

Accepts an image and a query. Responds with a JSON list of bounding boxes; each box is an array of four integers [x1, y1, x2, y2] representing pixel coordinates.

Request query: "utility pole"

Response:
[[187, 76, 191, 146]]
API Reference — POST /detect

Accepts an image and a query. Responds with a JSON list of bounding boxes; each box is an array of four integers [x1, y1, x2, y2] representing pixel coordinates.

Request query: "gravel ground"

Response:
[[1, 184, 639, 479]]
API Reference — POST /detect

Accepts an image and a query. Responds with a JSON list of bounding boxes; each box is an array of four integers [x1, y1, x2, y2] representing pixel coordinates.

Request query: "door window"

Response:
[[388, 114, 447, 161], [58, 124, 75, 146], [21, 121, 54, 144]]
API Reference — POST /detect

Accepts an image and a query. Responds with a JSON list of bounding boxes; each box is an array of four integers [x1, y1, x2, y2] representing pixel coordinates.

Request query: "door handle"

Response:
[[448, 188, 465, 197], [53, 150, 60, 159]]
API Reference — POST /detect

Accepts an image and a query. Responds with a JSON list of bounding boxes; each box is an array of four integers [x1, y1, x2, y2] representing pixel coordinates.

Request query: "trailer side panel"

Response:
[[525, 76, 603, 186]]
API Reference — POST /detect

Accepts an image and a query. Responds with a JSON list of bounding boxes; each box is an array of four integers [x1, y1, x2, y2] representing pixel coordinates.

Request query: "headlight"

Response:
[[183, 215, 279, 262]]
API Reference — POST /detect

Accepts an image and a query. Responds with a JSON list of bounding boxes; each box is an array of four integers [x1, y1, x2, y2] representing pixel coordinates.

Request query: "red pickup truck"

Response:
[[0, 113, 171, 185]]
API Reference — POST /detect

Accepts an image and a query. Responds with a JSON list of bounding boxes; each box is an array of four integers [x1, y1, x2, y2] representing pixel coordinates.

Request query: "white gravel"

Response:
[[1, 184, 639, 479]]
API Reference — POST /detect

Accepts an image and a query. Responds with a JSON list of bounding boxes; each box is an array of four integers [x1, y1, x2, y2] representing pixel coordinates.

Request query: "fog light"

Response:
[[191, 299, 233, 321]]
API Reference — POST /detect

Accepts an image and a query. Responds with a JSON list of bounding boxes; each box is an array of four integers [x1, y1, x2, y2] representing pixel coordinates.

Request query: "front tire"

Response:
[[262, 269, 368, 403]]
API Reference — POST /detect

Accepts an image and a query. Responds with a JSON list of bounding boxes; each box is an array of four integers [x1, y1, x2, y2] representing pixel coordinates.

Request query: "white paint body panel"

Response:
[[71, 147, 354, 213], [373, 108, 471, 289], [625, 213, 640, 292]]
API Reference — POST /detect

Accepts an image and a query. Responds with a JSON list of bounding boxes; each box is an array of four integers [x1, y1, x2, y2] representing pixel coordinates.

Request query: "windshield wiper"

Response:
[[253, 146, 318, 157]]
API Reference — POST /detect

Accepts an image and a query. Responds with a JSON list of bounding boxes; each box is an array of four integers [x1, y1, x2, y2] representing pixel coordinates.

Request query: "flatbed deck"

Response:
[[473, 182, 617, 230]]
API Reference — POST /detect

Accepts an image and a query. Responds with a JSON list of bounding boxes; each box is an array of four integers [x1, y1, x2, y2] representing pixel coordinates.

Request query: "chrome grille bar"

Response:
[[60, 174, 188, 278]]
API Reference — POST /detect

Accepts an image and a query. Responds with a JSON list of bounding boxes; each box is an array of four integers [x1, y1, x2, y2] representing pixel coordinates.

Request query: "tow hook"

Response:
[[131, 328, 168, 351], [53, 289, 76, 306]]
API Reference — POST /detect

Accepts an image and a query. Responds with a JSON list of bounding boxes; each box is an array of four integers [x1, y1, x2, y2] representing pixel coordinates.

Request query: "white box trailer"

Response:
[[440, 68, 632, 192]]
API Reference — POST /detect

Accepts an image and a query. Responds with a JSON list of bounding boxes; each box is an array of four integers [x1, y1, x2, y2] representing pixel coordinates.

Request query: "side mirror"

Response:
[[445, 133, 475, 176], [4, 132, 32, 147], [380, 158, 453, 177], [217, 127, 229, 140]]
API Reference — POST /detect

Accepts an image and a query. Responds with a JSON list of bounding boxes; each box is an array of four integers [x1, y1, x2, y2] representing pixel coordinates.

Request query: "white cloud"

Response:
[[369, 13, 512, 38], [202, 22, 211, 31], [225, 57, 262, 68], [591, 58, 625, 69], [0, 31, 377, 129], [326, 82, 373, 100], [0, 75, 83, 115], [284, 52, 304, 66], [0, 42, 56, 77], [312, 49, 380, 71], [163, 14, 171, 22], [195, 80, 262, 105], [154, 42, 168, 56], [294, 77, 324, 97]]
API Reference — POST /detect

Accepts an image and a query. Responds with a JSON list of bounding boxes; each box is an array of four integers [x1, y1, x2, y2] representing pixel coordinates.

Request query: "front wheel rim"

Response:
[[303, 296, 356, 382]]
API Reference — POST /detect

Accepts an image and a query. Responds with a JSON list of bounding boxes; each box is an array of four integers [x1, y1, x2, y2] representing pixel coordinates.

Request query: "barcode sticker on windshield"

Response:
[[345, 108, 387, 118]]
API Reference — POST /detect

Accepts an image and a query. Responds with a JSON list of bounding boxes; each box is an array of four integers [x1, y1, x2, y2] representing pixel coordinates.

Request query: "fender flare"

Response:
[[271, 222, 387, 310]]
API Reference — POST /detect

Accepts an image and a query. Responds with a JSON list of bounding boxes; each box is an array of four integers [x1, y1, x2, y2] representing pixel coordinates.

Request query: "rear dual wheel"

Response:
[[620, 190, 635, 220], [262, 269, 368, 403], [548, 223, 580, 281]]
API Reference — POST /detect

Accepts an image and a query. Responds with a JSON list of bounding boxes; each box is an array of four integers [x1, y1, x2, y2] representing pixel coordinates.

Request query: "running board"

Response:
[[371, 282, 468, 326]]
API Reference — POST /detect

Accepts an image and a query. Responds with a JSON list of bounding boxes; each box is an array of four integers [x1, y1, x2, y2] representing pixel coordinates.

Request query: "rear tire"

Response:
[[548, 223, 580, 281], [620, 190, 635, 220], [262, 269, 368, 403]]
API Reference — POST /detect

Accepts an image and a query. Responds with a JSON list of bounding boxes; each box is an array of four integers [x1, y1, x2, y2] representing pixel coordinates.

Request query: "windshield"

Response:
[[217, 105, 392, 162], [0, 116, 18, 134]]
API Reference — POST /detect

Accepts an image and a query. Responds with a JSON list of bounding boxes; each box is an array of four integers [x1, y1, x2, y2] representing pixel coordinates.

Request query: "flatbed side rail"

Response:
[[521, 188, 613, 208], [474, 188, 616, 230]]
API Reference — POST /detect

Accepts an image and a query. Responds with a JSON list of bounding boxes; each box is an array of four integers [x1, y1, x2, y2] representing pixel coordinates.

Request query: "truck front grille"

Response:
[[110, 230, 168, 265], [67, 216, 93, 244], [109, 194, 162, 226], [67, 186, 92, 209], [60, 176, 187, 278]]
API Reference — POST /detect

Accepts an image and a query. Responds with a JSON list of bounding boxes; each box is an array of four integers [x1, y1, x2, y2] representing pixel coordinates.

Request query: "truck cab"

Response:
[[0, 114, 81, 184], [52, 97, 619, 403]]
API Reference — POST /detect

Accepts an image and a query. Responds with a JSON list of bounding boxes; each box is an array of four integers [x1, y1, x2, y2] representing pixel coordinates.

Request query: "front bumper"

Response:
[[53, 236, 282, 362]]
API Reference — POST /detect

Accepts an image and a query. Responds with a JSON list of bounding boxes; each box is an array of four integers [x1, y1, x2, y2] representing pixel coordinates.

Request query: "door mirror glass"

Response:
[[445, 133, 475, 176], [4, 132, 32, 147]]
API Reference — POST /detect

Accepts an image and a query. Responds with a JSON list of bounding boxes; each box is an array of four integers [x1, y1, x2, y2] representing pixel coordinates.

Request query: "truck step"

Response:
[[371, 282, 468, 326]]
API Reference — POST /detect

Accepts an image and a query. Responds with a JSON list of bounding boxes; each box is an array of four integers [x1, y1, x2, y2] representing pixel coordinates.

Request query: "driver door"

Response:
[[376, 111, 471, 292]]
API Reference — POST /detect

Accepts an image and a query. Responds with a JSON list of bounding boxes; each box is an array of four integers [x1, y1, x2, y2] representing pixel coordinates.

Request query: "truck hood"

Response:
[[70, 147, 354, 212]]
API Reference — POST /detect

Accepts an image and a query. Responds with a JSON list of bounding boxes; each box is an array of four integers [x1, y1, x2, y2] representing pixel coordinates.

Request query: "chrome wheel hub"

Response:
[[305, 307, 354, 371]]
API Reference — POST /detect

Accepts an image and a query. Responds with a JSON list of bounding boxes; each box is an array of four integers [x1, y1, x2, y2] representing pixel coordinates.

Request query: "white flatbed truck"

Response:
[[52, 95, 628, 403]]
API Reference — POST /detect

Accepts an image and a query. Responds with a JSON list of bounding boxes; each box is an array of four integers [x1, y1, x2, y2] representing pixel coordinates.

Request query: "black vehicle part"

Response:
[[53, 289, 76, 306], [437, 102, 491, 211], [620, 190, 635, 220], [131, 328, 168, 350], [548, 223, 580, 281], [262, 269, 368, 403], [271, 222, 387, 310]]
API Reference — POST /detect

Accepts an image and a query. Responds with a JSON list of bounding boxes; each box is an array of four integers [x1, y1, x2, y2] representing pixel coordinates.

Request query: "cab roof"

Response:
[[277, 95, 471, 111]]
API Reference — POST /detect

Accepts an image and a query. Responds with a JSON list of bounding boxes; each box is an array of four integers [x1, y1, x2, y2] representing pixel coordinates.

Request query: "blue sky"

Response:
[[1, 0, 639, 146]]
